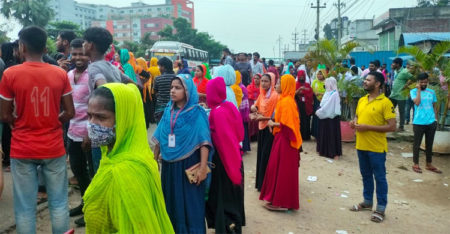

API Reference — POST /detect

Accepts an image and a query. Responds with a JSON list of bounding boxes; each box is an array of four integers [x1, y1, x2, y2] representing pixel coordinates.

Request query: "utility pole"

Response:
[[276, 35, 282, 59], [311, 0, 326, 43], [292, 28, 299, 51], [334, 0, 346, 48], [302, 29, 308, 45]]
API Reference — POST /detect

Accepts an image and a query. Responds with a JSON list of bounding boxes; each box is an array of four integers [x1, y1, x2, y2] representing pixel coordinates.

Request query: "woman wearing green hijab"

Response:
[[83, 83, 173, 233], [119, 49, 137, 82]]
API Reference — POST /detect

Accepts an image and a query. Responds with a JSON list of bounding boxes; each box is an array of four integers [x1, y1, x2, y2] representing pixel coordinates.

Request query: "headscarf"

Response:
[[128, 52, 137, 72], [147, 57, 161, 99], [136, 58, 152, 102], [193, 64, 209, 94], [273, 75, 302, 149], [247, 73, 261, 101], [83, 83, 174, 234], [213, 65, 238, 108], [295, 70, 314, 116], [152, 74, 213, 162], [315, 77, 341, 119], [312, 69, 327, 101], [206, 77, 244, 185], [232, 70, 244, 107], [105, 44, 116, 62], [284, 62, 294, 75], [119, 49, 137, 82], [203, 63, 212, 80], [255, 72, 278, 129], [297, 64, 311, 84], [177, 59, 190, 75]]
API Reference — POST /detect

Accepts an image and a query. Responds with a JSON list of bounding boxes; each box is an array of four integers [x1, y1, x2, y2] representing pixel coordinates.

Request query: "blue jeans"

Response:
[[357, 150, 388, 212], [11, 156, 69, 234]]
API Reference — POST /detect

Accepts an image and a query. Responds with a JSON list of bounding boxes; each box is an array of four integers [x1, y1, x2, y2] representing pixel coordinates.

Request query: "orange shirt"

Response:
[[0, 62, 72, 159]]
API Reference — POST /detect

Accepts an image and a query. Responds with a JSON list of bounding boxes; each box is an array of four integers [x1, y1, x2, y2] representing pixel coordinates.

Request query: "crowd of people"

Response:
[[0, 24, 447, 233]]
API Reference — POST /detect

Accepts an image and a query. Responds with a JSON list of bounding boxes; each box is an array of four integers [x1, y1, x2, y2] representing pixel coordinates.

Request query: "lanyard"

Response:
[[170, 107, 183, 134]]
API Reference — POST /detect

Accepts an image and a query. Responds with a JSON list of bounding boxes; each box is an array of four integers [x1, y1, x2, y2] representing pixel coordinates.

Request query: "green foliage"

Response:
[[338, 77, 365, 120], [157, 18, 227, 59], [0, 31, 9, 44], [417, 0, 449, 7], [1, 0, 54, 27], [46, 38, 57, 55], [47, 21, 82, 40], [120, 33, 155, 58]]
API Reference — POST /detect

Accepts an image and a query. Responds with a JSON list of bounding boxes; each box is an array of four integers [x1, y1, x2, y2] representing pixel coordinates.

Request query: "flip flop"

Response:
[[412, 165, 422, 173], [371, 211, 385, 223], [426, 167, 442, 174], [264, 203, 288, 211]]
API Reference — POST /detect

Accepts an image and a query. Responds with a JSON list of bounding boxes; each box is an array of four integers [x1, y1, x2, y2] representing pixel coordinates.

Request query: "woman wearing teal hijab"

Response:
[[119, 49, 137, 82], [153, 74, 213, 234], [83, 83, 173, 233]]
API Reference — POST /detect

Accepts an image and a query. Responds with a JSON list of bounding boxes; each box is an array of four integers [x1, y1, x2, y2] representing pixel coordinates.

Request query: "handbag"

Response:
[[185, 162, 215, 184]]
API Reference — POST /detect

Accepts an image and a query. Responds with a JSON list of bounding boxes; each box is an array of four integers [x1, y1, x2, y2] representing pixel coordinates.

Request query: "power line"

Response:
[[292, 28, 299, 51], [311, 0, 327, 41]]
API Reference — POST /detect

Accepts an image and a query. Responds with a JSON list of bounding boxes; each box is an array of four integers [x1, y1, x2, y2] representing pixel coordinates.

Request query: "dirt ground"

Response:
[[26, 132, 450, 234]]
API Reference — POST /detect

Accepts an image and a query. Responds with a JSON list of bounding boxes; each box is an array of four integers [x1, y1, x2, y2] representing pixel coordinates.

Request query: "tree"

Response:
[[157, 18, 227, 59], [417, 0, 449, 7], [47, 21, 82, 40], [1, 0, 54, 27], [323, 23, 334, 40]]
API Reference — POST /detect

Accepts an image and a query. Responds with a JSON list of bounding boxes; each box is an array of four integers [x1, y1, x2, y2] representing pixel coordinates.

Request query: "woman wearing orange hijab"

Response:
[[260, 74, 302, 211], [251, 73, 278, 191]]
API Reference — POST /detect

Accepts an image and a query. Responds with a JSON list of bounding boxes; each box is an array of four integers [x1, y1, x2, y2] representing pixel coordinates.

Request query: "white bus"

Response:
[[148, 41, 209, 69]]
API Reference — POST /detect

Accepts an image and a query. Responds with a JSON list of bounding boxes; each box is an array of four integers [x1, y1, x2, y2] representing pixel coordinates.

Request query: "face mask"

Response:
[[88, 122, 116, 148]]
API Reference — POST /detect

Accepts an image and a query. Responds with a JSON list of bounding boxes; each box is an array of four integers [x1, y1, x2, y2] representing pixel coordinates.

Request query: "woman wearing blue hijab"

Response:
[[152, 74, 213, 234], [213, 64, 238, 108]]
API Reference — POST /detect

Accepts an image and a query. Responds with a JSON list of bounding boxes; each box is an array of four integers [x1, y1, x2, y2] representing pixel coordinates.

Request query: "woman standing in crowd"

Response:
[[153, 74, 213, 234], [214, 65, 238, 108], [148, 57, 161, 124], [233, 71, 244, 107], [236, 71, 251, 153], [311, 66, 327, 139], [260, 74, 302, 211], [136, 57, 153, 128], [119, 49, 137, 82], [247, 74, 261, 140], [315, 77, 342, 160], [83, 84, 173, 233], [251, 73, 278, 191], [193, 64, 209, 105], [205, 77, 246, 234], [296, 70, 313, 141]]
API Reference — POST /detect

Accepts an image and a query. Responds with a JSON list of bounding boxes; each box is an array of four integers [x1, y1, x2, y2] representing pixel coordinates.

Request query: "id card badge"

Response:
[[302, 97, 305, 102], [168, 134, 176, 148]]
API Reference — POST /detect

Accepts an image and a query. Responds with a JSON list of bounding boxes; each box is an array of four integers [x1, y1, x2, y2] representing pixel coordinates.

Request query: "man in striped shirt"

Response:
[[154, 57, 176, 123]]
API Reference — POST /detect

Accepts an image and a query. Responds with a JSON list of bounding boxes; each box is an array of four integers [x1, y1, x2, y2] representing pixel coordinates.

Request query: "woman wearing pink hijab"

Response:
[[205, 77, 246, 234]]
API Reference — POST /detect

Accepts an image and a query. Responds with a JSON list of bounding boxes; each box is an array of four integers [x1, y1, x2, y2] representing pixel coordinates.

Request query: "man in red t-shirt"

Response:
[[0, 26, 74, 234]]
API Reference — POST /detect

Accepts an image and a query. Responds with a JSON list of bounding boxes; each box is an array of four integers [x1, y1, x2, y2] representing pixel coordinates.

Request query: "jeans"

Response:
[[68, 139, 91, 196], [390, 99, 406, 129], [413, 122, 437, 164], [357, 150, 388, 212], [11, 156, 69, 234], [405, 97, 415, 123]]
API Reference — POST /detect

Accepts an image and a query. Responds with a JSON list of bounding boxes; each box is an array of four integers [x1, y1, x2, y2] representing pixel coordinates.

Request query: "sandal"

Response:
[[349, 203, 373, 212], [264, 203, 288, 211], [426, 167, 442, 174], [37, 193, 48, 205], [412, 165, 422, 173], [371, 210, 385, 223]]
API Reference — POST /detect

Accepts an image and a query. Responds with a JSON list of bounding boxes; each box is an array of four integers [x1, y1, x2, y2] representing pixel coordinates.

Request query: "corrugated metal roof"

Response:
[[399, 32, 450, 46]]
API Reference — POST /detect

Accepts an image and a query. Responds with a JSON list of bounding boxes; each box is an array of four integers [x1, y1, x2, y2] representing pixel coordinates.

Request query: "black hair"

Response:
[[247, 53, 252, 57], [349, 57, 356, 65], [351, 66, 358, 75], [196, 65, 204, 73], [43, 54, 58, 65], [90, 87, 115, 113], [253, 52, 260, 58], [157, 57, 174, 74], [1, 42, 16, 67], [417, 72, 429, 81], [262, 58, 266, 61], [223, 48, 231, 54], [393, 58, 403, 66], [369, 61, 375, 65], [373, 59, 381, 68], [83, 27, 113, 55], [268, 59, 274, 66], [59, 30, 76, 44], [18, 26, 47, 54], [368, 71, 384, 88], [70, 38, 84, 48]]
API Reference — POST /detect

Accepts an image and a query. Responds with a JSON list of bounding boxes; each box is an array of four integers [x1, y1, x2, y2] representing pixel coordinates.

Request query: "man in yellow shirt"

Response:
[[349, 72, 396, 223]]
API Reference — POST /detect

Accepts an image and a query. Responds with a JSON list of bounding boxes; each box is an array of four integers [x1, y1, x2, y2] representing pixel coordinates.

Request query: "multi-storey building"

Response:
[[49, 0, 194, 42]]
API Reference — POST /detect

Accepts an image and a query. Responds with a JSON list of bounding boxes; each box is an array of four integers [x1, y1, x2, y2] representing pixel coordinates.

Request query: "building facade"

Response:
[[341, 19, 379, 51], [373, 6, 450, 51], [49, 0, 194, 42]]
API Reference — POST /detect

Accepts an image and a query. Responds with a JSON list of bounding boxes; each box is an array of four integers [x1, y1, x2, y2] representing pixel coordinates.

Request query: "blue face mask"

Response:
[[87, 122, 116, 148]]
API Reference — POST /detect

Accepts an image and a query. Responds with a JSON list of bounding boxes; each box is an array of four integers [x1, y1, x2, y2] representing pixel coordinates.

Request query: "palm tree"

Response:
[[398, 41, 450, 130], [1, 0, 54, 27]]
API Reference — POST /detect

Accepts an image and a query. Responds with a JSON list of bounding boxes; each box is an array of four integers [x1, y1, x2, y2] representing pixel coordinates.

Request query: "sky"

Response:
[[3, 0, 417, 58]]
